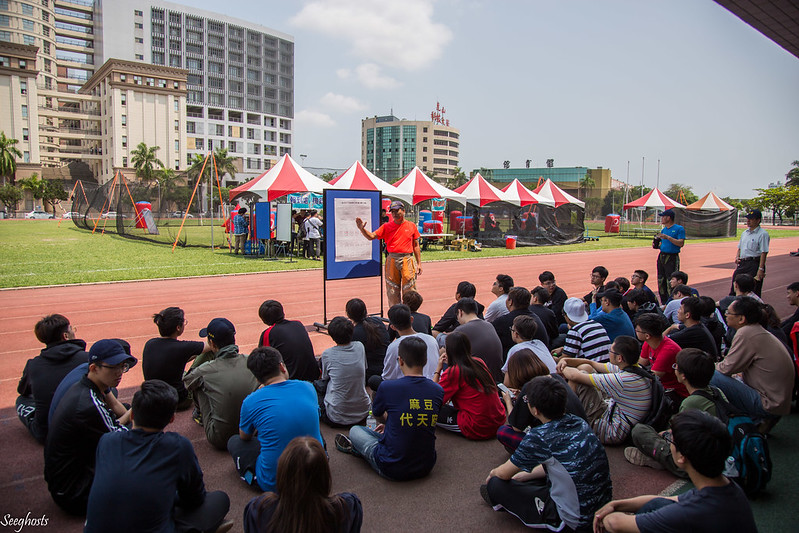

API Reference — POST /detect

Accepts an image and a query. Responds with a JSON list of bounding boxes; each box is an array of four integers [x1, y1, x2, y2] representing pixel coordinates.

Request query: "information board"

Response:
[[323, 189, 381, 281]]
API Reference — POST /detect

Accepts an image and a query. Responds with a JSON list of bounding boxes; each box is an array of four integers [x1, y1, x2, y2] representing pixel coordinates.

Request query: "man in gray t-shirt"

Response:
[[443, 298, 504, 382], [315, 317, 370, 426]]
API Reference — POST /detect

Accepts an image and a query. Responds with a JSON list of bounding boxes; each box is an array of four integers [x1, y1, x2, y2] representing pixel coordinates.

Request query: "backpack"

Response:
[[623, 365, 676, 432], [694, 388, 772, 497], [297, 217, 307, 239]]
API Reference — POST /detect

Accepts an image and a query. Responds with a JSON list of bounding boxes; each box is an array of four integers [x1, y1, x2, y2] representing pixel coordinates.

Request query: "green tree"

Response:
[[578, 173, 595, 199], [0, 183, 23, 213], [319, 172, 336, 182], [786, 160, 799, 187], [601, 187, 629, 215], [130, 143, 163, 183], [720, 196, 745, 211], [42, 179, 68, 212], [750, 186, 799, 224], [18, 174, 47, 208], [189, 147, 238, 183], [0, 131, 23, 184], [584, 197, 603, 219], [663, 183, 698, 205], [445, 166, 468, 190]]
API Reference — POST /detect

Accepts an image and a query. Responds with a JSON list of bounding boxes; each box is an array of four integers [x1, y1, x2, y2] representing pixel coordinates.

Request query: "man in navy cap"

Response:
[[45, 339, 137, 515], [654, 209, 685, 304], [356, 200, 422, 306], [183, 318, 258, 450], [731, 209, 769, 297]]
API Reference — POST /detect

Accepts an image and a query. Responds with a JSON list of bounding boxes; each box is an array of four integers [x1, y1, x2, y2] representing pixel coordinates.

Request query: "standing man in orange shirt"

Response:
[[356, 200, 422, 306]]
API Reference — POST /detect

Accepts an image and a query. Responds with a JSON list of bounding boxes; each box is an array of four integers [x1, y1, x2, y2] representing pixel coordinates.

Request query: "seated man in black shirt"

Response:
[[143, 306, 211, 410], [529, 286, 559, 342], [493, 287, 549, 359], [85, 380, 232, 533], [666, 297, 718, 359], [432, 281, 484, 337], [258, 300, 319, 381], [539, 271, 568, 328]]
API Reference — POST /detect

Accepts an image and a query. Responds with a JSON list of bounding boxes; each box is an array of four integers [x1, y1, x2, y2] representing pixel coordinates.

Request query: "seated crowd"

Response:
[[15, 264, 798, 532]]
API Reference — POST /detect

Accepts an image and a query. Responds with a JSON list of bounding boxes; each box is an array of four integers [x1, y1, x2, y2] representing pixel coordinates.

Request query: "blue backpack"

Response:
[[695, 388, 772, 497]]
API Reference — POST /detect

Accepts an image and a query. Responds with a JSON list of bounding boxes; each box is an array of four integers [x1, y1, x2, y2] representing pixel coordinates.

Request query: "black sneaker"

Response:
[[479, 484, 492, 505], [335, 433, 353, 454]]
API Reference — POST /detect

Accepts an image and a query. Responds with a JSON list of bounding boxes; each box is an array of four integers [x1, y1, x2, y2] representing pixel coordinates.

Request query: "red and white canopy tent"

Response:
[[685, 191, 734, 211], [501, 179, 555, 207], [533, 179, 585, 208], [622, 188, 684, 211], [328, 161, 412, 203], [454, 173, 507, 206], [229, 154, 329, 202], [392, 166, 466, 206]]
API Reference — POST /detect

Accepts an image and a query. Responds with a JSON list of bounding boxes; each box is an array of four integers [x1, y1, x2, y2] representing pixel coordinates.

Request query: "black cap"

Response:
[[745, 209, 762, 220], [199, 318, 235, 341]]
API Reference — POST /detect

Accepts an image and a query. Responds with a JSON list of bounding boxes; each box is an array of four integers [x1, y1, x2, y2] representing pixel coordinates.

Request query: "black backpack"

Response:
[[694, 388, 772, 497], [623, 365, 676, 432]]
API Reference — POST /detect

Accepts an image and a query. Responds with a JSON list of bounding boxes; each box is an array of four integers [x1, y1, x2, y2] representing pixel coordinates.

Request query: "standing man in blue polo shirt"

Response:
[[655, 209, 685, 305], [731, 209, 769, 298]]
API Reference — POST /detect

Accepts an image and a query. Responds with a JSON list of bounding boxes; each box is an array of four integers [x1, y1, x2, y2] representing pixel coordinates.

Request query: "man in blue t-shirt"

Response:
[[654, 209, 685, 305], [594, 410, 757, 533], [482, 376, 612, 531], [335, 336, 444, 481], [227, 346, 323, 492]]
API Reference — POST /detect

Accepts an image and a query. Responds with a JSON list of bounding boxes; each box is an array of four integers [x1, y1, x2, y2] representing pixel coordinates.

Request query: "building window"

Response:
[[135, 54, 144, 60], [135, 22, 143, 29], [174, 119, 179, 132], [24, 151, 30, 163], [21, 104, 28, 118], [174, 140, 179, 152], [152, 52, 164, 64], [174, 100, 179, 112], [21, 3, 33, 16], [20, 80, 26, 94], [158, 78, 166, 88], [22, 128, 29, 141], [23, 35, 34, 45], [121, 115, 127, 126], [120, 73, 127, 82], [134, 9, 143, 16], [42, 41, 50, 54], [0, 15, 9, 28], [122, 156, 127, 167], [122, 135, 127, 147], [135, 37, 143, 43], [169, 55, 181, 68], [23, 19, 35, 32], [175, 160, 179, 170]]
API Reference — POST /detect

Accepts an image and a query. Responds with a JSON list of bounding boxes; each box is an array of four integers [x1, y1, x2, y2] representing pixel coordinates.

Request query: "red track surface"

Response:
[[2, 236, 798, 531]]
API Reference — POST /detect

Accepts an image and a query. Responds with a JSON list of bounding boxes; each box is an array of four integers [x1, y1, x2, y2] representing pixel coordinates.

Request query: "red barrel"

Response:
[[506, 235, 517, 249], [423, 220, 443, 234], [134, 201, 151, 229], [605, 214, 620, 233]]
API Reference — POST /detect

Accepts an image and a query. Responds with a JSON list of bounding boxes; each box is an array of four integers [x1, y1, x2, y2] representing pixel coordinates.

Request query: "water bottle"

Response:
[[723, 456, 738, 477], [366, 410, 377, 431]]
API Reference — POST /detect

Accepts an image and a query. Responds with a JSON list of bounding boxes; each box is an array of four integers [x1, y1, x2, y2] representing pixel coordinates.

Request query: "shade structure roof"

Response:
[[391, 166, 466, 206], [500, 179, 555, 207], [533, 179, 585, 208], [685, 191, 735, 211], [229, 154, 329, 202], [328, 161, 412, 203], [453, 173, 507, 207], [623, 188, 685, 210]]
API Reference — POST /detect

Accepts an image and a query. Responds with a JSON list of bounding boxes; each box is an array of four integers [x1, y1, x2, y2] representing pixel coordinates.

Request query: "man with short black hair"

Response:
[[482, 376, 612, 532], [45, 339, 136, 515], [17, 314, 90, 444], [731, 209, 769, 298], [630, 269, 659, 304], [663, 285, 694, 324], [655, 209, 685, 304], [484, 274, 513, 323], [711, 296, 794, 432], [781, 281, 799, 338], [446, 298, 504, 382], [232, 207, 249, 255], [666, 297, 719, 358], [626, 288, 666, 323], [589, 289, 635, 341], [595, 410, 757, 533], [539, 270, 568, 327], [584, 265, 609, 307], [501, 314, 557, 374], [85, 380, 232, 533], [493, 286, 549, 358], [718, 273, 763, 314], [336, 336, 444, 481], [257, 299, 319, 381], [183, 318, 258, 449], [432, 281, 485, 336], [228, 346, 323, 493], [529, 286, 559, 342], [370, 304, 439, 391]]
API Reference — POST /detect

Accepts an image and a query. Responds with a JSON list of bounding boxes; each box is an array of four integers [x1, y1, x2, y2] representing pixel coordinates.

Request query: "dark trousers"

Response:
[[730, 258, 763, 297], [174, 490, 230, 533], [16, 395, 45, 444], [656, 252, 680, 305], [486, 476, 572, 531]]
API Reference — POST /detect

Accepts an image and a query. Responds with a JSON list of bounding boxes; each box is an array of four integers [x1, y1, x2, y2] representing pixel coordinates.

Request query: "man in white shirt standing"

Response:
[[731, 209, 769, 297]]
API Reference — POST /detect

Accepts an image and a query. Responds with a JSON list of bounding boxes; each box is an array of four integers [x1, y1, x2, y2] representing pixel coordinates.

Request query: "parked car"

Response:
[[100, 211, 119, 219], [62, 212, 80, 219], [25, 210, 54, 219], [171, 211, 194, 218]]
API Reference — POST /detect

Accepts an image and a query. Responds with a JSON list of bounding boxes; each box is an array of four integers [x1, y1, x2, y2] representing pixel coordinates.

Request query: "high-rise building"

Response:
[[95, 0, 294, 184], [361, 113, 460, 183], [0, 42, 40, 174], [0, 0, 293, 188]]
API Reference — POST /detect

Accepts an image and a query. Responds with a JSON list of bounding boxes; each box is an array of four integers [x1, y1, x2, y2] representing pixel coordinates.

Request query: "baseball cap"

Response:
[[563, 297, 588, 323], [388, 200, 405, 211], [745, 209, 762, 220], [659, 209, 675, 218], [199, 318, 236, 341], [89, 339, 138, 368]]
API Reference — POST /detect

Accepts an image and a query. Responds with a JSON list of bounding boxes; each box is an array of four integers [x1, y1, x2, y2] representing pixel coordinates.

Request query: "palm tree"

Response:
[[579, 173, 595, 199], [786, 160, 799, 187], [130, 143, 163, 183], [189, 147, 237, 182], [155, 166, 179, 210], [0, 132, 23, 185]]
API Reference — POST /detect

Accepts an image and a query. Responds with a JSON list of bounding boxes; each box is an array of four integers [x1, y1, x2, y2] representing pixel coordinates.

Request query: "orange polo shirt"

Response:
[[373, 220, 420, 254]]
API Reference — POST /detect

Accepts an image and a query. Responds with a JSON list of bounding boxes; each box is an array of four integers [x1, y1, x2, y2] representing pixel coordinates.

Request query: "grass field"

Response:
[[2, 219, 798, 289]]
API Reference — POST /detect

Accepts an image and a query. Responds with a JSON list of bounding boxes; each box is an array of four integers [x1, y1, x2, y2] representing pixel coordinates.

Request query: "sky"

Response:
[[182, 0, 799, 198]]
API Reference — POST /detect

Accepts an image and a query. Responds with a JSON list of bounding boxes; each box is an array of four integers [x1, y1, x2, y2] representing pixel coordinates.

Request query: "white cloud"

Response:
[[320, 92, 367, 112], [291, 0, 453, 71], [353, 63, 400, 89], [295, 109, 336, 128], [336, 68, 351, 79]]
